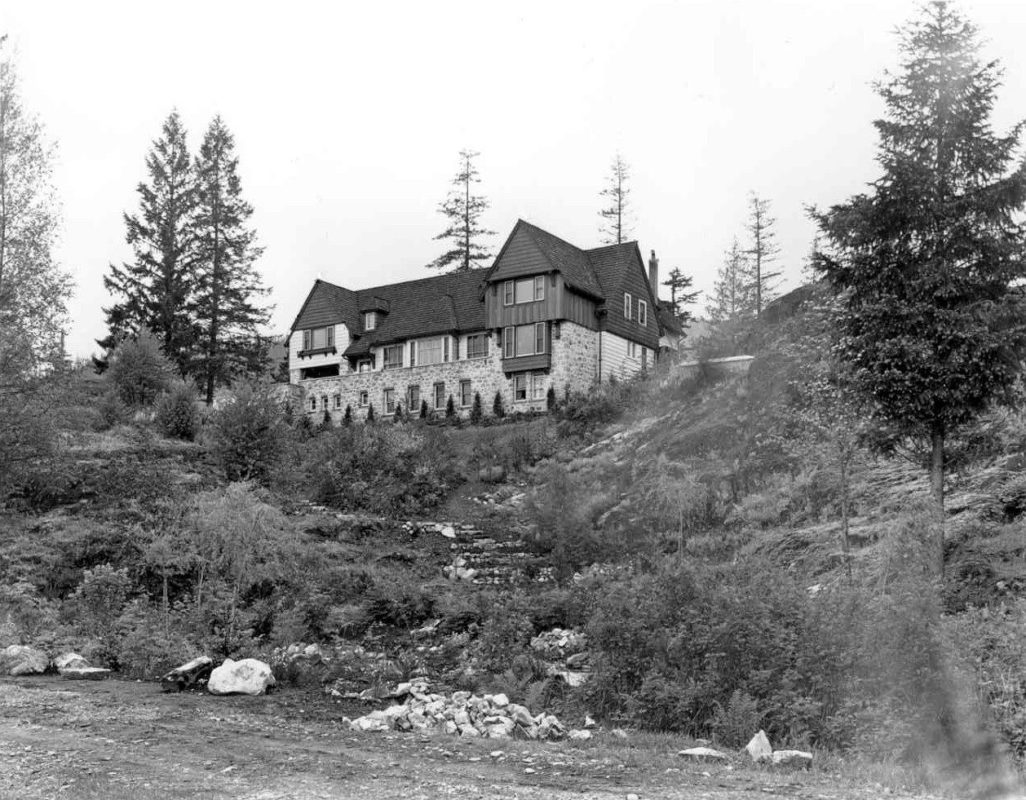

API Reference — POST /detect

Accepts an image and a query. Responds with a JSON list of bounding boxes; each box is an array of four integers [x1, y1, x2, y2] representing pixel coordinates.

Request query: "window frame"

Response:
[[466, 333, 489, 360], [382, 343, 404, 370], [364, 311, 377, 331], [505, 323, 546, 358], [530, 372, 546, 401], [512, 374, 528, 403], [459, 379, 472, 408], [534, 275, 545, 301], [433, 382, 446, 410], [408, 385, 420, 411], [333, 393, 341, 409], [503, 280, 514, 306], [384, 387, 396, 415], [417, 336, 446, 366], [503, 327, 515, 358], [624, 293, 633, 320], [358, 390, 369, 407], [638, 299, 648, 326]]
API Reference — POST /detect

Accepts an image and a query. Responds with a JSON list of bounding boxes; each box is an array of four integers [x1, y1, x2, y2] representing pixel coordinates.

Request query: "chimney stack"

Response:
[[648, 250, 659, 298]]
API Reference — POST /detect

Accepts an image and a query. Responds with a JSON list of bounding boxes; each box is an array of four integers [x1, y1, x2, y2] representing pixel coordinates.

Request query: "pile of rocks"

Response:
[[347, 680, 570, 741], [530, 628, 591, 687], [745, 730, 813, 770]]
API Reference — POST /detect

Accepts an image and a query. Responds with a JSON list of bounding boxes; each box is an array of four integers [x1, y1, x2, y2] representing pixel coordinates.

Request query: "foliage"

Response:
[[470, 391, 483, 424], [154, 380, 199, 440], [710, 238, 754, 324], [65, 564, 133, 667], [492, 391, 505, 419], [342, 404, 352, 426], [107, 330, 175, 407], [445, 394, 456, 419], [209, 379, 290, 483], [662, 266, 700, 327], [366, 402, 375, 423], [427, 149, 495, 272], [599, 153, 632, 244], [812, 2, 1026, 540], [192, 116, 270, 405], [744, 192, 781, 316], [96, 389, 131, 430], [100, 111, 198, 373]]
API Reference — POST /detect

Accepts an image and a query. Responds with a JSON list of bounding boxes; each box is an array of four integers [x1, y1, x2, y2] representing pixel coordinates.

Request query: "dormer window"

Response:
[[364, 311, 377, 331], [302, 326, 335, 351], [638, 300, 648, 326], [503, 276, 545, 306], [624, 293, 633, 320]]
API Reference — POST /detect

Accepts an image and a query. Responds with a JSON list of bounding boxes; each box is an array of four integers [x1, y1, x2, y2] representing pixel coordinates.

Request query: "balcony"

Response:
[[297, 346, 337, 359], [501, 352, 551, 374]]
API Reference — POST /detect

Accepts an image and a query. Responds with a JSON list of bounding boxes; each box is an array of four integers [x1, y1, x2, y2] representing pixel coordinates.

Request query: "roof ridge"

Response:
[[347, 267, 488, 295], [518, 218, 586, 255]]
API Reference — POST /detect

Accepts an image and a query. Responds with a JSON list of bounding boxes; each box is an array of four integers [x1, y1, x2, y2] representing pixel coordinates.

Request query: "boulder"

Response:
[[161, 656, 214, 692], [771, 750, 813, 770], [207, 658, 276, 696], [568, 729, 592, 741], [678, 747, 728, 762], [350, 711, 391, 732], [0, 644, 48, 676], [61, 667, 111, 681], [745, 730, 773, 763], [54, 652, 90, 673]]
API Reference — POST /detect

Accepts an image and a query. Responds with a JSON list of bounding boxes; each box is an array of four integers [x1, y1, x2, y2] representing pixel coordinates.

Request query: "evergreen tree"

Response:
[[192, 116, 270, 405], [445, 394, 456, 419], [546, 385, 557, 412], [428, 149, 495, 272], [420, 399, 429, 419], [710, 239, 754, 323], [393, 401, 404, 423], [662, 267, 700, 326], [599, 153, 632, 245], [492, 390, 505, 419], [744, 193, 782, 317], [812, 1, 1026, 574], [366, 403, 375, 423], [342, 404, 353, 426], [100, 111, 198, 373], [470, 391, 483, 424]]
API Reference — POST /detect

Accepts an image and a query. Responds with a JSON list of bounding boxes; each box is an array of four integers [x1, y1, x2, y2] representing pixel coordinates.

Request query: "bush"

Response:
[[107, 330, 175, 407], [446, 395, 456, 420], [155, 381, 199, 440], [470, 392, 483, 424], [493, 391, 505, 419], [366, 403, 376, 423], [65, 564, 133, 668], [209, 380, 290, 484], [343, 404, 353, 426], [96, 389, 131, 430]]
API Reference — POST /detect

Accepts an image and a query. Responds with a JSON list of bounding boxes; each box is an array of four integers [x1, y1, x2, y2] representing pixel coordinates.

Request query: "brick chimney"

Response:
[[648, 250, 659, 297]]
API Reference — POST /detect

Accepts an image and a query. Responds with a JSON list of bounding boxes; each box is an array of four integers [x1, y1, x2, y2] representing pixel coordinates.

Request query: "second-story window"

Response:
[[466, 333, 489, 359], [383, 344, 404, 370], [624, 293, 633, 320], [639, 300, 648, 326], [503, 323, 546, 357], [364, 311, 377, 331], [303, 326, 334, 351], [416, 336, 447, 366], [505, 277, 545, 305]]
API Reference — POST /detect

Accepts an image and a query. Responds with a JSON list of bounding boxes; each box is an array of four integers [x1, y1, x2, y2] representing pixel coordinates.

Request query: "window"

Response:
[[303, 326, 334, 351], [638, 300, 648, 326], [530, 372, 546, 401], [364, 311, 376, 331], [416, 336, 446, 366], [624, 293, 633, 320], [504, 323, 546, 358], [334, 394, 341, 409], [513, 374, 528, 402], [384, 388, 396, 415], [466, 333, 489, 359], [642, 347, 648, 369], [309, 397, 316, 411], [628, 341, 637, 358], [357, 359, 372, 373], [505, 276, 545, 305], [358, 390, 369, 407], [433, 382, 446, 410], [321, 396, 328, 411], [383, 344, 403, 370], [459, 380, 472, 407], [408, 385, 420, 411]]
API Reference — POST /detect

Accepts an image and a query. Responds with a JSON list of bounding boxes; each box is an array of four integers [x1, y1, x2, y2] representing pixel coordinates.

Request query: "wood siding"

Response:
[[562, 285, 599, 330], [599, 248, 661, 351], [489, 226, 552, 282]]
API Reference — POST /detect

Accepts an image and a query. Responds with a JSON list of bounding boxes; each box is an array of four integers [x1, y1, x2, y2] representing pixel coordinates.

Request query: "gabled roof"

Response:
[[341, 270, 488, 357], [290, 279, 358, 334], [486, 220, 605, 299]]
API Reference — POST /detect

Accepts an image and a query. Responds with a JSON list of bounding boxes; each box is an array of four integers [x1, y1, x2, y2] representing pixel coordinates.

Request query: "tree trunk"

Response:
[[930, 427, 945, 578], [840, 455, 852, 584]]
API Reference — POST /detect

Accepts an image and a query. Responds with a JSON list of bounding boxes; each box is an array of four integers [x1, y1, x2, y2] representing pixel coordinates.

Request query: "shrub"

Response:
[[107, 330, 175, 407], [493, 391, 505, 419], [445, 395, 456, 420], [546, 385, 557, 411], [65, 564, 133, 667], [209, 380, 290, 484], [96, 389, 131, 430], [155, 380, 199, 440], [366, 403, 376, 423], [470, 392, 483, 424], [343, 404, 353, 426], [420, 400, 429, 419], [393, 402, 405, 423]]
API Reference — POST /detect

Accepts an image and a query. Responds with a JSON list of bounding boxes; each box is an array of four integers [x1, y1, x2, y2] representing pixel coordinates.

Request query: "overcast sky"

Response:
[[5, 0, 1026, 358]]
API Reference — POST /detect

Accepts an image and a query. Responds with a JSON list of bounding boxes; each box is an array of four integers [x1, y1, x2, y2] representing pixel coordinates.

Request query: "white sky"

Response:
[[4, 0, 1026, 358]]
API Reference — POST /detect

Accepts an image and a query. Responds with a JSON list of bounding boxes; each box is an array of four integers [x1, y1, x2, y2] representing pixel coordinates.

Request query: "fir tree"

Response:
[[192, 116, 270, 405], [445, 394, 456, 419], [662, 267, 700, 326], [420, 399, 429, 419], [469, 391, 483, 424], [744, 193, 782, 317], [546, 385, 557, 412], [710, 239, 754, 323], [428, 149, 495, 272], [393, 401, 404, 423], [813, 1, 1026, 573], [599, 153, 632, 245], [100, 111, 198, 373], [366, 403, 375, 423], [342, 404, 353, 426], [492, 390, 505, 419]]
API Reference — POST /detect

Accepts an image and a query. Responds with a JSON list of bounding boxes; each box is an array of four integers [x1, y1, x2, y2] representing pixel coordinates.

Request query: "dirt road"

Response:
[[0, 676, 945, 799]]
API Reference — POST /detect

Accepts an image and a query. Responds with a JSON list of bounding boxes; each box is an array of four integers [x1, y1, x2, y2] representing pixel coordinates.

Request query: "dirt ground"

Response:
[[0, 675, 962, 800]]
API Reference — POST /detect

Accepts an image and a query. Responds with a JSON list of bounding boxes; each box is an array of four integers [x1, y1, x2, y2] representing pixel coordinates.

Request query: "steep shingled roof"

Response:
[[341, 269, 488, 356], [517, 221, 605, 298]]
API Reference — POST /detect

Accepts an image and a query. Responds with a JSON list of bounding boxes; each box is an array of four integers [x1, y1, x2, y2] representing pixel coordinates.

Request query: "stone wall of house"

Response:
[[298, 321, 604, 423]]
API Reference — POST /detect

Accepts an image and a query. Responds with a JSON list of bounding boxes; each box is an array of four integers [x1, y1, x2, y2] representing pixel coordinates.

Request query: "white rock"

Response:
[[745, 730, 772, 763], [440, 525, 457, 539], [568, 729, 592, 740], [678, 747, 728, 762], [0, 644, 48, 675], [54, 652, 90, 673], [350, 711, 391, 732], [585, 715, 597, 728], [459, 723, 481, 737], [207, 658, 276, 696], [771, 750, 813, 770], [61, 667, 111, 681], [491, 693, 509, 708]]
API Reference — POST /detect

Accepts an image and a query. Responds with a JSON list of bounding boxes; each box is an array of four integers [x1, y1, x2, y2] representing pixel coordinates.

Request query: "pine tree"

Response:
[[343, 404, 353, 426], [192, 116, 270, 405], [744, 193, 782, 317], [393, 401, 404, 423], [492, 390, 505, 419], [599, 153, 632, 245], [662, 267, 700, 325], [366, 403, 375, 423], [445, 394, 456, 419], [420, 399, 429, 419], [469, 391, 483, 424], [813, 1, 1026, 574], [710, 239, 754, 323], [100, 111, 198, 373], [428, 149, 495, 272]]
